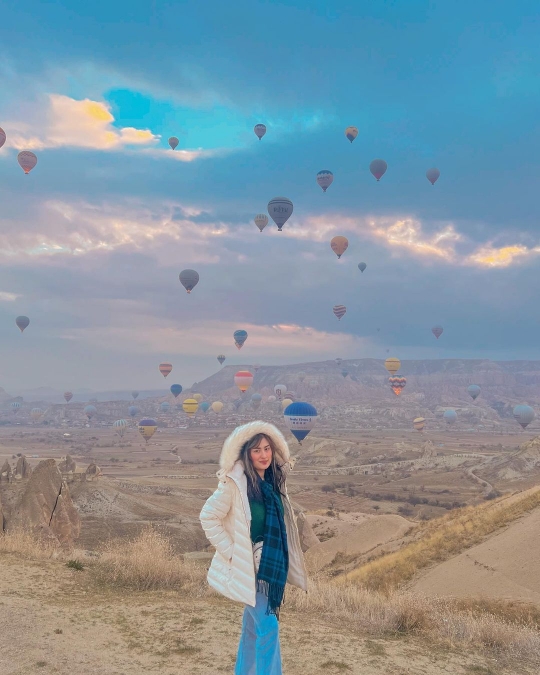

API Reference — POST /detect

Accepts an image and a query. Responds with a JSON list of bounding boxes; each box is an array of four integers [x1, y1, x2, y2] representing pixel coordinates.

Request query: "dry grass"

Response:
[[342, 488, 540, 592], [0, 528, 64, 559]]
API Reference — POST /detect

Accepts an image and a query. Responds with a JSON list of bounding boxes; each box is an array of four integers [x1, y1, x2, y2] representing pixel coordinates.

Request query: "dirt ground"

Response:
[[0, 553, 527, 675]]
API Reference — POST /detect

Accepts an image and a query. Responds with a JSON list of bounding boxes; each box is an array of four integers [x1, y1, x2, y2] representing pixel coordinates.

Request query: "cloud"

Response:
[[0, 291, 19, 302], [465, 244, 540, 268], [4, 94, 159, 151]]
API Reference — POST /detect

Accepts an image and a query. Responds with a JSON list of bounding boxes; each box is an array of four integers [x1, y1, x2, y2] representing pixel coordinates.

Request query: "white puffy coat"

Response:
[[199, 421, 308, 607]]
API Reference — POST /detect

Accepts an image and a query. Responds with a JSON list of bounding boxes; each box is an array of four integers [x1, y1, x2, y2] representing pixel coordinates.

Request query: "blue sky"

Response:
[[0, 1, 540, 392]]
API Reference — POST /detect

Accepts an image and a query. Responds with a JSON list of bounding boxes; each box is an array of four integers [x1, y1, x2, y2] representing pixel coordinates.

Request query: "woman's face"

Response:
[[249, 436, 272, 476]]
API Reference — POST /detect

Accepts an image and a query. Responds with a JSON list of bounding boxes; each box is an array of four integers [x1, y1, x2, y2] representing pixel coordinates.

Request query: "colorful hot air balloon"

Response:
[[274, 384, 286, 400], [211, 401, 223, 414], [0, 128, 6, 148], [333, 305, 347, 320], [284, 401, 317, 443], [254, 124, 266, 140], [170, 384, 183, 398], [267, 197, 293, 231], [160, 401, 170, 413], [217, 354, 226, 366], [513, 405, 535, 429], [64, 391, 73, 403], [389, 376, 406, 396], [16, 316, 30, 332], [345, 126, 358, 143], [254, 214, 268, 233], [358, 262, 367, 273], [316, 170, 334, 192], [113, 419, 128, 437], [235, 370, 254, 393], [432, 325, 444, 339], [128, 405, 138, 418], [131, 391, 139, 400], [159, 362, 173, 378], [200, 401, 211, 413], [281, 398, 293, 410], [183, 399, 199, 417], [369, 159, 387, 181], [385, 357, 401, 375], [11, 401, 21, 414], [330, 236, 348, 259], [84, 405, 97, 420], [138, 418, 157, 442], [413, 417, 425, 432], [251, 393, 262, 410], [234, 330, 248, 350], [426, 168, 440, 185], [285, 391, 296, 402], [444, 409, 457, 425], [18, 151, 37, 174], [193, 393, 203, 403], [467, 385, 481, 401], [31, 407, 44, 421], [179, 269, 199, 294], [168, 137, 179, 150]]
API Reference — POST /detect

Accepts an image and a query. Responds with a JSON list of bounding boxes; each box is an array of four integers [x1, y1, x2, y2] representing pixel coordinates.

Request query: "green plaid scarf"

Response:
[[256, 478, 289, 617]]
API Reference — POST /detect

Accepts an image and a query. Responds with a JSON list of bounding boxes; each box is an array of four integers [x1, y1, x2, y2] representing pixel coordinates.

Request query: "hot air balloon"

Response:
[[18, 151, 37, 174], [113, 419, 128, 437], [131, 391, 139, 400], [345, 126, 358, 143], [11, 401, 20, 414], [298, 372, 306, 383], [254, 214, 268, 233], [31, 407, 44, 421], [168, 137, 179, 150], [235, 370, 254, 393], [281, 398, 293, 410], [0, 128, 6, 148], [285, 391, 296, 402], [179, 269, 199, 294], [170, 384, 182, 398], [274, 384, 286, 400], [426, 168, 440, 185], [211, 401, 223, 414], [467, 385, 481, 401], [284, 401, 317, 443], [358, 262, 367, 273], [335, 358, 343, 366], [64, 392, 73, 403], [200, 401, 211, 413], [330, 236, 348, 259], [385, 357, 401, 375], [159, 362, 173, 378], [369, 159, 387, 181], [389, 376, 406, 395], [333, 305, 347, 320], [251, 393, 262, 410], [268, 395, 276, 403], [316, 170, 334, 192], [84, 405, 96, 420], [193, 393, 203, 403], [16, 316, 30, 332], [254, 124, 266, 140], [444, 409, 457, 425], [234, 329, 248, 350], [252, 363, 261, 373], [217, 354, 226, 366], [183, 399, 199, 417], [128, 406, 138, 418], [341, 369, 349, 378], [513, 405, 535, 429], [432, 325, 444, 339], [267, 197, 293, 231], [413, 417, 426, 432], [138, 418, 157, 442]]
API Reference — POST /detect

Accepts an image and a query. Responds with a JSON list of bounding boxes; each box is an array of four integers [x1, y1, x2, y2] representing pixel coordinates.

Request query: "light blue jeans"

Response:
[[235, 590, 282, 674]]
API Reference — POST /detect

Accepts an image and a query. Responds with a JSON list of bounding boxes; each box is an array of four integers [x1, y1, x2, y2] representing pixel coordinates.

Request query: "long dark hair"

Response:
[[239, 433, 286, 502]]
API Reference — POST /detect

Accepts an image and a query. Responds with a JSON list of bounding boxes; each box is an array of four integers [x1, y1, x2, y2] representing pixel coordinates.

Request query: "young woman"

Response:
[[200, 420, 308, 674]]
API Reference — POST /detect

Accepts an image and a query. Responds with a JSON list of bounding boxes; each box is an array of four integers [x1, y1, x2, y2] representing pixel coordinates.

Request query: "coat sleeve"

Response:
[[199, 479, 235, 561]]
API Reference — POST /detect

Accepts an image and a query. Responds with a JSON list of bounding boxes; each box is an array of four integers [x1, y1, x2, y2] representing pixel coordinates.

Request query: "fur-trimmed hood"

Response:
[[218, 421, 291, 476]]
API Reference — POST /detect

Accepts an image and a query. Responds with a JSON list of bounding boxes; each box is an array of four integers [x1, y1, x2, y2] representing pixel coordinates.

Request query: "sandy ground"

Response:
[[411, 505, 540, 603], [0, 553, 523, 675]]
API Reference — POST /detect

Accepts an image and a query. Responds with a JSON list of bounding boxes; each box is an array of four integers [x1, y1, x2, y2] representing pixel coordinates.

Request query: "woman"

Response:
[[200, 420, 308, 674]]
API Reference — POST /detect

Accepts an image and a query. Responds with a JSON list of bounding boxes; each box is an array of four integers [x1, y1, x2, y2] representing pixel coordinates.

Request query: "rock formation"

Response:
[[292, 502, 319, 551], [422, 440, 436, 459], [14, 455, 32, 480], [58, 455, 76, 473], [0, 460, 12, 483], [84, 463, 102, 481]]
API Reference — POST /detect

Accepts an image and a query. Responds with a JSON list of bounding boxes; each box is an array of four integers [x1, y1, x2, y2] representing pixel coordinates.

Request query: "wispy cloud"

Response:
[[0, 291, 19, 302], [465, 244, 540, 268]]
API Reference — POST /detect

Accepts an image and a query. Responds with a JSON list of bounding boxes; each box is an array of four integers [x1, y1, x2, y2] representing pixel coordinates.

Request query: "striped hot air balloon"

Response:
[[217, 354, 226, 365], [284, 401, 317, 443], [413, 417, 425, 432], [234, 329, 248, 350], [345, 126, 358, 143], [254, 214, 268, 233], [18, 151, 37, 174], [159, 362, 173, 378], [138, 418, 157, 442], [389, 376, 406, 396], [235, 370, 254, 393], [333, 305, 347, 320], [316, 170, 334, 192], [113, 419, 128, 437], [183, 399, 199, 417], [385, 357, 401, 375], [267, 197, 293, 231]]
